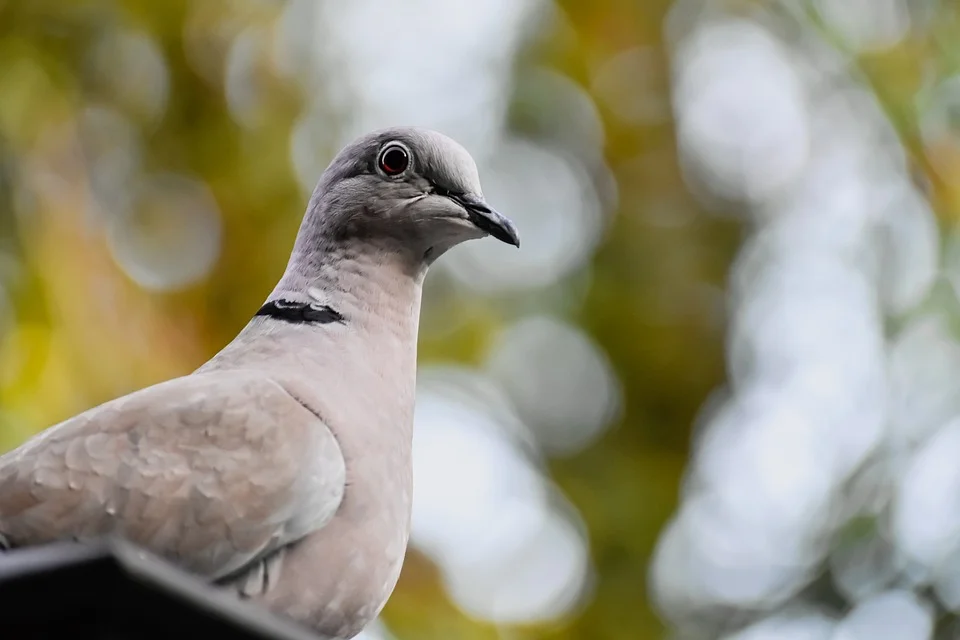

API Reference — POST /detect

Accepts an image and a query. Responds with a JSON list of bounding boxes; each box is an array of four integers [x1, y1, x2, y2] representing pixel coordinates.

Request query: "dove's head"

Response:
[[308, 127, 519, 264]]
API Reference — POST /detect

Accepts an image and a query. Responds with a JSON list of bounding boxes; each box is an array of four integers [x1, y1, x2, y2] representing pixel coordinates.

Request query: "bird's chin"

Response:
[[419, 216, 485, 264]]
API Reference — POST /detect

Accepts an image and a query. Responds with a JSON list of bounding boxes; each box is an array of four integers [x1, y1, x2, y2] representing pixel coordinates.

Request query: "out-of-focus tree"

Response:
[[6, 0, 959, 639], [650, 2, 960, 640], [0, 1, 716, 638]]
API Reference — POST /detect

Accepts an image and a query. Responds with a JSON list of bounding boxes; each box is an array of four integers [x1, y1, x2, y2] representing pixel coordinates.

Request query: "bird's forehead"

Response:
[[372, 127, 483, 194], [416, 132, 482, 193]]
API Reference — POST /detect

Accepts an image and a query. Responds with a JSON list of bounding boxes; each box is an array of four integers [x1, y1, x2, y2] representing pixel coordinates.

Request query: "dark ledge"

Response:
[[0, 538, 325, 639]]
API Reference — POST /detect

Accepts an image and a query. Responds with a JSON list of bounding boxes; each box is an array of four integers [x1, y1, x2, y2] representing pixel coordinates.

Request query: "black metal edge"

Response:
[[0, 538, 330, 640]]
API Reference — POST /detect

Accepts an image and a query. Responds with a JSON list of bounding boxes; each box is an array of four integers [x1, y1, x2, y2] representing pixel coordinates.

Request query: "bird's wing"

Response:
[[0, 370, 345, 581]]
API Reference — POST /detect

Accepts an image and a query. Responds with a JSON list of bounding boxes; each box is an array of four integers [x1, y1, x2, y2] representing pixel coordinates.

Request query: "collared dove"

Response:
[[0, 127, 519, 639]]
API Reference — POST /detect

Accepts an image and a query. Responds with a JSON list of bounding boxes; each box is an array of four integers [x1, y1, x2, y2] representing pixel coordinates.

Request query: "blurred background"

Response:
[[2, 0, 959, 638]]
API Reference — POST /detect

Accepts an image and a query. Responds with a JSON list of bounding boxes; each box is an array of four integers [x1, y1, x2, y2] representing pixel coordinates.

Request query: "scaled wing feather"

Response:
[[0, 371, 345, 581]]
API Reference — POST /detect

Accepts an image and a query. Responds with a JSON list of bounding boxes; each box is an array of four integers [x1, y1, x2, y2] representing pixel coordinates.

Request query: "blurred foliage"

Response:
[[2, 0, 958, 639]]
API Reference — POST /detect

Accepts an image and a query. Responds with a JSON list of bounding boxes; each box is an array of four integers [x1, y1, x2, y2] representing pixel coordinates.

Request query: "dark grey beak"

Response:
[[441, 191, 520, 248]]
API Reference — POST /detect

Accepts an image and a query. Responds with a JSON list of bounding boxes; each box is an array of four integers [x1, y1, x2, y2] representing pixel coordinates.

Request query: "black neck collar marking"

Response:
[[255, 299, 345, 325]]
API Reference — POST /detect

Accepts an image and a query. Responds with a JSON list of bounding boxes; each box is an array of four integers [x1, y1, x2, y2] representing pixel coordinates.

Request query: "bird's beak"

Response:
[[453, 193, 521, 248]]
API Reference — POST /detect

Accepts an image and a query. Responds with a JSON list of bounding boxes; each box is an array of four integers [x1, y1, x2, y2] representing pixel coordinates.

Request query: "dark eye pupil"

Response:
[[380, 146, 408, 175]]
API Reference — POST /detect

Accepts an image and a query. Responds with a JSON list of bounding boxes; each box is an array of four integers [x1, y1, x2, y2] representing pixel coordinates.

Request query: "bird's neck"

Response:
[[201, 239, 425, 413], [268, 238, 425, 332], [270, 187, 427, 315]]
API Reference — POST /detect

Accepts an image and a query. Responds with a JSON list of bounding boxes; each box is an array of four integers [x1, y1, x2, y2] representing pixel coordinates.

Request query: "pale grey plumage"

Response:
[[0, 127, 518, 639]]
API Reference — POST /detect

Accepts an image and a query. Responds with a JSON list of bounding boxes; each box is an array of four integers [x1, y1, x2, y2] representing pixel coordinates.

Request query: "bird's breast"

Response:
[[254, 414, 414, 639], [260, 357, 416, 637]]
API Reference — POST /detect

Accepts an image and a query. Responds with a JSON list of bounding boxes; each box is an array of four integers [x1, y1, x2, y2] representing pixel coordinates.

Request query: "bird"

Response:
[[0, 127, 520, 639]]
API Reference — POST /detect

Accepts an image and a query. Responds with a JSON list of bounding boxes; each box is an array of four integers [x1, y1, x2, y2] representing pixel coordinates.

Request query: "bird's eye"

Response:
[[378, 144, 409, 176]]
